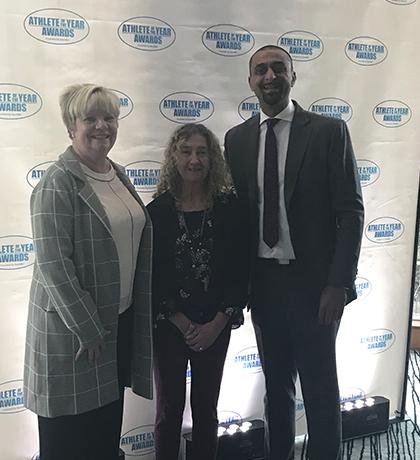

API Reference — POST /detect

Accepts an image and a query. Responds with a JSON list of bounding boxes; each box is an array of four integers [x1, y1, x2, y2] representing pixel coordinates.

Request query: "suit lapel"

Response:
[[284, 102, 312, 211], [60, 147, 113, 236], [241, 115, 260, 208]]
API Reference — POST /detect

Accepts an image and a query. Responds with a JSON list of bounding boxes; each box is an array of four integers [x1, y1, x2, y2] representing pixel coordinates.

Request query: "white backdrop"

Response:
[[1, 1, 419, 459]]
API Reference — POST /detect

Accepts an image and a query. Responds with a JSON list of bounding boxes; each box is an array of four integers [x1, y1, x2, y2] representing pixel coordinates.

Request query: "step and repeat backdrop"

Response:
[[1, 1, 420, 459]]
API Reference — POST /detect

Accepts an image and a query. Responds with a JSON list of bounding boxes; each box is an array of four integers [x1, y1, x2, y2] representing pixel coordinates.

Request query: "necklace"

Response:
[[178, 209, 208, 246], [176, 209, 212, 294]]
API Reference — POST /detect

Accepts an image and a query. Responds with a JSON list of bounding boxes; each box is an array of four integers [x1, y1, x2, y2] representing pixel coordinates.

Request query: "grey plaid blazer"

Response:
[[24, 147, 153, 417]]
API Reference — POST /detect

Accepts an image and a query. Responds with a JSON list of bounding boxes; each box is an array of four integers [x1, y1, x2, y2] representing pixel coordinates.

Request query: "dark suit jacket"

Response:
[[224, 101, 364, 303]]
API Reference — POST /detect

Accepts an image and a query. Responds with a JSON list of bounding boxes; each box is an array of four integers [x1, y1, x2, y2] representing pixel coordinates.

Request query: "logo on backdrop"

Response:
[[24, 8, 89, 45], [365, 217, 404, 244], [372, 100, 412, 128], [0, 84, 42, 120], [357, 160, 380, 187], [360, 329, 395, 354], [238, 95, 260, 120], [355, 277, 372, 301], [340, 387, 366, 402], [26, 161, 55, 188], [120, 425, 155, 456], [0, 236, 35, 270], [159, 92, 214, 123], [0, 379, 25, 414], [278, 30, 323, 61], [308, 98, 353, 122], [110, 89, 134, 120], [233, 346, 262, 374], [386, 0, 416, 4], [345, 36, 388, 65], [295, 399, 305, 421], [125, 160, 162, 194], [218, 410, 243, 424], [202, 24, 254, 56], [118, 17, 176, 51]]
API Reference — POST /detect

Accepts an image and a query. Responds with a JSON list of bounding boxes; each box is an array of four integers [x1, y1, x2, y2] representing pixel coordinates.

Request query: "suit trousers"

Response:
[[37, 306, 133, 460], [251, 259, 341, 460], [153, 319, 231, 460]]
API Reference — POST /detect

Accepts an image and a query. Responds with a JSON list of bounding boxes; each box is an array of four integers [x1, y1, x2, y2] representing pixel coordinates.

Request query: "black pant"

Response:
[[38, 306, 133, 460], [153, 320, 231, 460], [252, 259, 342, 460], [38, 396, 124, 460]]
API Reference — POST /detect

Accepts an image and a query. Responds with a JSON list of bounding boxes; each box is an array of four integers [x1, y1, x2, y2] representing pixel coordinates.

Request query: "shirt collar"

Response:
[[260, 99, 295, 125]]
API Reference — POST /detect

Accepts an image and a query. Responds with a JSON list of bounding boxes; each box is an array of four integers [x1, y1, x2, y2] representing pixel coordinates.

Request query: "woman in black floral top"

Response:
[[147, 123, 248, 460]]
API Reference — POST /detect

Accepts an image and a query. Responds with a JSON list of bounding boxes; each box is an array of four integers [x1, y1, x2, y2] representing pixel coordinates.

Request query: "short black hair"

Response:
[[248, 45, 294, 75]]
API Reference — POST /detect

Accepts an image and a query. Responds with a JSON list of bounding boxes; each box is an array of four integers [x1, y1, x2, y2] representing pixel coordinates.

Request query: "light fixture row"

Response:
[[341, 397, 375, 412], [217, 421, 253, 437]]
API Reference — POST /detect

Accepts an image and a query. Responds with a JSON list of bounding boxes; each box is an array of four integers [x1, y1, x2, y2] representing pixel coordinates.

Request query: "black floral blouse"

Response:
[[147, 191, 249, 327], [175, 209, 213, 309]]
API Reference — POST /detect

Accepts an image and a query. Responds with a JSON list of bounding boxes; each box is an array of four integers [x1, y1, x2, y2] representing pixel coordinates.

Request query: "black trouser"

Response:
[[153, 320, 231, 460], [251, 259, 341, 460], [38, 306, 133, 460]]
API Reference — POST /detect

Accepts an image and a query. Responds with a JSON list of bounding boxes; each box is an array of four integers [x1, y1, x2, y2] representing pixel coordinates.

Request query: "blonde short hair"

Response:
[[59, 84, 120, 129]]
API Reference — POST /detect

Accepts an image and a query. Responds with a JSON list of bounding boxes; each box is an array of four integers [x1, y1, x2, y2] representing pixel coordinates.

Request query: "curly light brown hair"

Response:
[[155, 123, 233, 201]]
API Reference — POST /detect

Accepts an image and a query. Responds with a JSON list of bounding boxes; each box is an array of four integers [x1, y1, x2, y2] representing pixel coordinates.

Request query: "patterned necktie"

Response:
[[263, 118, 280, 248]]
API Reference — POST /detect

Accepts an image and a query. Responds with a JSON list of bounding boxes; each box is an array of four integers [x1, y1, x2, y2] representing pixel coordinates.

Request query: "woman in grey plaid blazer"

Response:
[[23, 84, 153, 460]]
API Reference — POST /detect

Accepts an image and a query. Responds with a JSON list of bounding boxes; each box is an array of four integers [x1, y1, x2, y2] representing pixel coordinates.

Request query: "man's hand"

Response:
[[185, 312, 229, 352], [75, 331, 110, 364], [318, 286, 347, 325]]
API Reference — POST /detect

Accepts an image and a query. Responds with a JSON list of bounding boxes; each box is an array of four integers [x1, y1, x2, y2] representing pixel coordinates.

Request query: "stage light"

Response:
[[366, 397, 375, 406], [343, 401, 354, 411], [354, 399, 364, 409], [240, 421, 252, 433], [341, 395, 389, 440], [183, 419, 264, 459], [226, 424, 239, 436]]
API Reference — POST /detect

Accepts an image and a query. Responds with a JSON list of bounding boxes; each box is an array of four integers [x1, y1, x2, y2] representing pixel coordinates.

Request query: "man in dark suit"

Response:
[[224, 45, 364, 459]]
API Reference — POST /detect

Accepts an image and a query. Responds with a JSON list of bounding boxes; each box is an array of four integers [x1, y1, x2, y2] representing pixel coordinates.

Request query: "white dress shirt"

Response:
[[257, 100, 296, 263]]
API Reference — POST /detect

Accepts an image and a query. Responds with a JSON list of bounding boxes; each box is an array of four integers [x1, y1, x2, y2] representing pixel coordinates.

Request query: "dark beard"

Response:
[[262, 91, 282, 105], [261, 81, 289, 106]]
